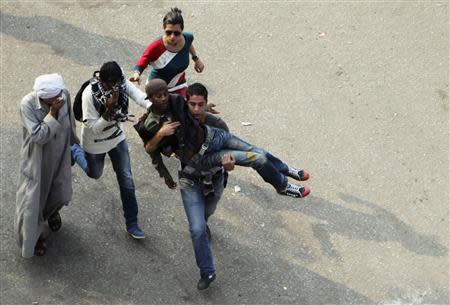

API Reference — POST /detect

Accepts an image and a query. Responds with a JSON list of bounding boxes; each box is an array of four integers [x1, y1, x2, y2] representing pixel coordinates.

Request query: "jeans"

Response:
[[71, 140, 139, 227], [200, 127, 289, 191], [179, 172, 224, 277]]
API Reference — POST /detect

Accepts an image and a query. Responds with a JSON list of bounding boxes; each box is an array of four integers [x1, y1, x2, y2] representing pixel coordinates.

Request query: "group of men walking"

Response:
[[15, 9, 310, 292], [15, 62, 311, 290]]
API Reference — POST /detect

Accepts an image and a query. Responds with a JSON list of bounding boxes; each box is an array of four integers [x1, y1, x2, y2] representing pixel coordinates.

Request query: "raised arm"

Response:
[[130, 40, 160, 84], [126, 80, 152, 110], [20, 97, 62, 145], [81, 86, 117, 135]]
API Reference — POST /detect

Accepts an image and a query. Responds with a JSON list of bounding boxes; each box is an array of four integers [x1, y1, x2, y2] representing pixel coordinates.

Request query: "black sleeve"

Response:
[[205, 113, 229, 132], [149, 150, 172, 179], [133, 121, 152, 143]]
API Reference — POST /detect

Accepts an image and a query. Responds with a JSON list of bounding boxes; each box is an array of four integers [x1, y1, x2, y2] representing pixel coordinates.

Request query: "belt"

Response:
[[179, 166, 224, 182]]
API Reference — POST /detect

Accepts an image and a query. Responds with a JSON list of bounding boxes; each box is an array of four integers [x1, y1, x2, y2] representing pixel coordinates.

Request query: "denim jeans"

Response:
[[179, 172, 224, 277], [71, 140, 139, 227], [200, 127, 289, 191]]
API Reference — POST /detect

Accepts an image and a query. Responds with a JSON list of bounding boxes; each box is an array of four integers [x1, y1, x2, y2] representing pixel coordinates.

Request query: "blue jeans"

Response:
[[200, 127, 289, 191], [71, 140, 139, 227], [179, 172, 224, 277]]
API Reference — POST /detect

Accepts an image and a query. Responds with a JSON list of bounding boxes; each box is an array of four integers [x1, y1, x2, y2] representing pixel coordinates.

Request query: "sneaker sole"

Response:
[[126, 229, 146, 240], [129, 233, 145, 239], [279, 186, 311, 198]]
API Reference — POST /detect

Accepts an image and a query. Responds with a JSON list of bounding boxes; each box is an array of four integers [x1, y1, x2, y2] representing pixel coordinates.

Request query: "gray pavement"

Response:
[[1, 1, 449, 305]]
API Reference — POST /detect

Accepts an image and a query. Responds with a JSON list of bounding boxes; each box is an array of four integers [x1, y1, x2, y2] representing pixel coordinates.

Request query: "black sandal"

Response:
[[48, 211, 62, 232], [34, 237, 47, 256]]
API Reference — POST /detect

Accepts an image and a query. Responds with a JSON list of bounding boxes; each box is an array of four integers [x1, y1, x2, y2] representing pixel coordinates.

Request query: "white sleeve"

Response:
[[81, 85, 111, 135], [126, 80, 152, 110]]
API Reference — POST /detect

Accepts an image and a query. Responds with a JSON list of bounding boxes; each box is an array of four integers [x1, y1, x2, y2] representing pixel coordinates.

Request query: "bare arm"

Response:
[[149, 148, 176, 189], [189, 44, 204, 73], [144, 121, 180, 153]]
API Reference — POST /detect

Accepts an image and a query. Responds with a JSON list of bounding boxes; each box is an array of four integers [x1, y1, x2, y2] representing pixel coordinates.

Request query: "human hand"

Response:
[[158, 121, 181, 137], [221, 154, 235, 171], [138, 112, 149, 122], [103, 91, 118, 111], [206, 103, 219, 114], [129, 72, 141, 84], [49, 96, 65, 117], [164, 176, 177, 189], [194, 58, 204, 73]]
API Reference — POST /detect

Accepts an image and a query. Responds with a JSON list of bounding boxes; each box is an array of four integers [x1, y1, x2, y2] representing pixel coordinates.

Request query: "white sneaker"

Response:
[[287, 167, 310, 181], [279, 182, 310, 198]]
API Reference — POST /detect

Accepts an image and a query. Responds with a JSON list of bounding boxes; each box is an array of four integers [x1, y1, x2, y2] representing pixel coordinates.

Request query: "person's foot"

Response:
[[279, 182, 310, 198], [48, 211, 62, 232], [34, 236, 47, 256], [70, 144, 81, 166], [197, 273, 216, 290], [126, 224, 145, 239], [286, 167, 310, 181], [206, 225, 212, 243]]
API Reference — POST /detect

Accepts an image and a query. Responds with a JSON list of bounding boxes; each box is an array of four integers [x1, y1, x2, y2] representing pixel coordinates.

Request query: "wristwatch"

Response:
[[192, 55, 199, 62]]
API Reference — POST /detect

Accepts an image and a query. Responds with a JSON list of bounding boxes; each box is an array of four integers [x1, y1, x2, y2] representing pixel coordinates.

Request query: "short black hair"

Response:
[[187, 83, 208, 102], [163, 7, 184, 30], [99, 61, 123, 83], [146, 79, 168, 97]]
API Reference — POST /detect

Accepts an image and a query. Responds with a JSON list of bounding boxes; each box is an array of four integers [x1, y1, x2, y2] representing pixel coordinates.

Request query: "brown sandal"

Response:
[[48, 211, 62, 232], [34, 237, 47, 256]]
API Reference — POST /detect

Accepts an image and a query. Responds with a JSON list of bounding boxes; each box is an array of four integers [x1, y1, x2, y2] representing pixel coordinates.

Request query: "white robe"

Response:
[[15, 89, 78, 258]]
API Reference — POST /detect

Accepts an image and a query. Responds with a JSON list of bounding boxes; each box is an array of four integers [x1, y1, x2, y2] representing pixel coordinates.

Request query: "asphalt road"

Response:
[[1, 1, 449, 305]]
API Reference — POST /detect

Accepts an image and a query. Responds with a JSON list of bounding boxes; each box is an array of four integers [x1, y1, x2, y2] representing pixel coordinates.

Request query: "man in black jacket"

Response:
[[136, 80, 310, 289], [140, 79, 310, 199]]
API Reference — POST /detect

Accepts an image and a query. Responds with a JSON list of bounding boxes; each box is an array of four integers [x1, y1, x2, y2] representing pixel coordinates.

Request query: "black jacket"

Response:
[[134, 94, 205, 177]]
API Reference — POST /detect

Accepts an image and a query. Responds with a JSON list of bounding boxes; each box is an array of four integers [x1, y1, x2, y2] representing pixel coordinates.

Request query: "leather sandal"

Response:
[[48, 211, 62, 232], [34, 237, 47, 256]]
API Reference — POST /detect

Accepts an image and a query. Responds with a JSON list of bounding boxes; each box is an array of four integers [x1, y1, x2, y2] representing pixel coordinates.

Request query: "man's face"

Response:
[[149, 89, 169, 112], [187, 95, 207, 121]]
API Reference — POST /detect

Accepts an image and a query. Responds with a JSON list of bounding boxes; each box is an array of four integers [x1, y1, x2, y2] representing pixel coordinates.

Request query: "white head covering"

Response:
[[33, 73, 65, 99]]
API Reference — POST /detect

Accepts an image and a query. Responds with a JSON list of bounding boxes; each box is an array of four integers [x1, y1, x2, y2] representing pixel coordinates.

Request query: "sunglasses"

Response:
[[165, 30, 182, 36]]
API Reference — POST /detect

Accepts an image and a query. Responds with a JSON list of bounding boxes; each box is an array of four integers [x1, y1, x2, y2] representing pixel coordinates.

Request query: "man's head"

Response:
[[146, 79, 169, 113], [99, 61, 123, 90], [186, 83, 208, 121], [33, 73, 65, 105]]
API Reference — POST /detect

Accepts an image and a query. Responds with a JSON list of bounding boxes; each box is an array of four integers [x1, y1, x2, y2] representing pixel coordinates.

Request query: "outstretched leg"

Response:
[[201, 127, 310, 197], [71, 143, 106, 179]]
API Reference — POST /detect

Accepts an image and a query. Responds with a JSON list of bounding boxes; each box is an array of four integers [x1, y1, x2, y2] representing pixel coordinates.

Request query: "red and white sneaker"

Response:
[[287, 168, 310, 181], [279, 183, 311, 198]]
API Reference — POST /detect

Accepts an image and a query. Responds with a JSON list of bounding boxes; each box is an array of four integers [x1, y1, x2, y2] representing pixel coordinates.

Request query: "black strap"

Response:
[[94, 128, 123, 143]]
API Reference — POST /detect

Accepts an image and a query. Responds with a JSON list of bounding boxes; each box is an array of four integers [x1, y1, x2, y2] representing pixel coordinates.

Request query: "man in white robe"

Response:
[[15, 73, 78, 258]]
